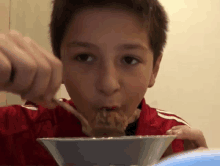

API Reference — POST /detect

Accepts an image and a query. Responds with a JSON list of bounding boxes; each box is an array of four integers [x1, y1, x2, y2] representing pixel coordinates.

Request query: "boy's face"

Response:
[[60, 8, 161, 124]]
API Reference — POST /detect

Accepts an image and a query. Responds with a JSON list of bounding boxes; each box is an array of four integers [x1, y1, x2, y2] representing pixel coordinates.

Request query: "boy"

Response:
[[0, 0, 207, 165]]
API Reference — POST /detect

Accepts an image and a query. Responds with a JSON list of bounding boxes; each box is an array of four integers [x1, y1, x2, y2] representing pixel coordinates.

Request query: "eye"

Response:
[[123, 56, 139, 65], [75, 53, 93, 62]]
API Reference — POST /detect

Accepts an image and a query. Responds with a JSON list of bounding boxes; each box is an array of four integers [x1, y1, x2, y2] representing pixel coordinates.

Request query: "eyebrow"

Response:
[[118, 43, 148, 51], [67, 41, 148, 51], [67, 41, 98, 49]]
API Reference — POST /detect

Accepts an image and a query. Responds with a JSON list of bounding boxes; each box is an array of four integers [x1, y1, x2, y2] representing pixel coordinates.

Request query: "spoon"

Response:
[[52, 98, 141, 137], [52, 98, 92, 136]]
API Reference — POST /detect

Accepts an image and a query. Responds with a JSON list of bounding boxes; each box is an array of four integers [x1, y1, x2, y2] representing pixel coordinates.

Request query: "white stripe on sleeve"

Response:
[[156, 110, 190, 127]]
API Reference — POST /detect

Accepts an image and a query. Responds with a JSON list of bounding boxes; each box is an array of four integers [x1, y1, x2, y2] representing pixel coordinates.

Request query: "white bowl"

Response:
[[37, 135, 176, 166]]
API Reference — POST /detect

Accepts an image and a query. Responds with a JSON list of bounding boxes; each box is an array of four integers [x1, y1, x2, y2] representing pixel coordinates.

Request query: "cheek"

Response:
[[63, 72, 97, 121], [62, 65, 96, 108], [64, 69, 94, 99], [123, 68, 152, 115], [124, 67, 151, 94]]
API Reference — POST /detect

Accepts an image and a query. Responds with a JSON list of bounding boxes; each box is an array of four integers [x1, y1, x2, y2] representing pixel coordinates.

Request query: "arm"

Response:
[[0, 106, 28, 164], [0, 105, 59, 165]]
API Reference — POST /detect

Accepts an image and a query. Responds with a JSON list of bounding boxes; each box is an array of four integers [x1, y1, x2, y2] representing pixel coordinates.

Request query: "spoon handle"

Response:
[[52, 98, 90, 129]]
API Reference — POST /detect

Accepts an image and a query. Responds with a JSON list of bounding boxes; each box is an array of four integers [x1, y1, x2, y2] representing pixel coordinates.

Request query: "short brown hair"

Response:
[[49, 0, 168, 66]]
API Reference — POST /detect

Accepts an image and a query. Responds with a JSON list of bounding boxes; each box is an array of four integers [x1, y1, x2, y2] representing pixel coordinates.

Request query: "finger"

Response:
[[0, 32, 37, 94], [171, 125, 183, 130], [166, 129, 184, 138], [166, 129, 176, 135], [36, 100, 57, 109], [19, 37, 52, 103], [0, 49, 12, 85], [6, 33, 55, 109], [8, 30, 62, 103], [166, 128, 179, 134], [168, 128, 180, 132], [172, 130, 184, 139], [5, 31, 52, 102], [173, 129, 194, 140], [27, 38, 63, 102], [166, 129, 172, 135]]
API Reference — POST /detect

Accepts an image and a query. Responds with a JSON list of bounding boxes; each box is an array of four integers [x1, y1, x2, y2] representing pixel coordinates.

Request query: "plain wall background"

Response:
[[146, 0, 220, 149], [1, 0, 220, 148], [0, 0, 10, 106]]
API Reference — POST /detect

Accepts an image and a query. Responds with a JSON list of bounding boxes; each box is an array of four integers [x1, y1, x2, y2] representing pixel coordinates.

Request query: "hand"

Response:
[[0, 30, 63, 108], [166, 125, 208, 149]]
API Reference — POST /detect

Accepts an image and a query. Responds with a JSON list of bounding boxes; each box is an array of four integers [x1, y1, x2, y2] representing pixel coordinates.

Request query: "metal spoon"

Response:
[[52, 98, 92, 135]]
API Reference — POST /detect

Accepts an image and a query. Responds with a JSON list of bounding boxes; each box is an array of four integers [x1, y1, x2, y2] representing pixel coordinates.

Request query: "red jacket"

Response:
[[0, 98, 188, 165]]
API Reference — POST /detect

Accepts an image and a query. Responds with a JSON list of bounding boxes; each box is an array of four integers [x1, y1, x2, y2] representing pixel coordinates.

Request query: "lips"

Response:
[[99, 106, 119, 111]]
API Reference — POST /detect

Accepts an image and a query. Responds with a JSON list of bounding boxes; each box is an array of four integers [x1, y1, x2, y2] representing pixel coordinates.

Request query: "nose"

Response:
[[96, 63, 120, 96]]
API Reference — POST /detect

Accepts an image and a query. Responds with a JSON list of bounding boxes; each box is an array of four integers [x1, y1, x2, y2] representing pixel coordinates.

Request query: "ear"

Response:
[[148, 54, 162, 88]]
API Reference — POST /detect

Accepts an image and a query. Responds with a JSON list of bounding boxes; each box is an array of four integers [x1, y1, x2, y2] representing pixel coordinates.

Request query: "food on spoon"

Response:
[[57, 100, 141, 137], [87, 108, 141, 137], [91, 109, 129, 137]]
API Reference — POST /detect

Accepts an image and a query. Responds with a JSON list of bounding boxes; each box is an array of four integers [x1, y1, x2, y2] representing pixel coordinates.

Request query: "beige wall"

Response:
[[0, 0, 10, 33], [2, 0, 220, 148], [146, 0, 220, 148], [0, 0, 10, 106], [10, 0, 53, 52]]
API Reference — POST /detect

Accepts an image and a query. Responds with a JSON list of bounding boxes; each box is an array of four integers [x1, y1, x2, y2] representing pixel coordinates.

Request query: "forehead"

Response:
[[72, 6, 145, 25], [62, 7, 150, 49]]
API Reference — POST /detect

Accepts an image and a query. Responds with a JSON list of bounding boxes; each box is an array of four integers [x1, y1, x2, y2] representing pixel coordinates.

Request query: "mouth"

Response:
[[95, 106, 127, 127], [98, 106, 119, 112], [83, 105, 129, 137]]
